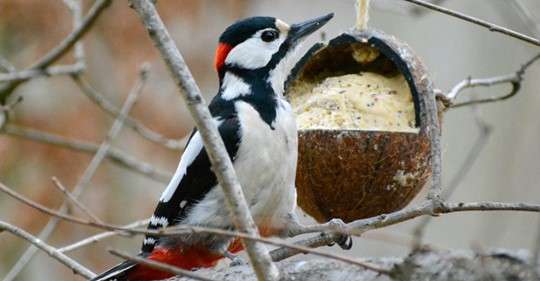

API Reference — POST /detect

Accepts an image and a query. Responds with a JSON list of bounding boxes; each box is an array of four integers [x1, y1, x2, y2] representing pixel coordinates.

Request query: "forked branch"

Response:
[[0, 221, 96, 279]]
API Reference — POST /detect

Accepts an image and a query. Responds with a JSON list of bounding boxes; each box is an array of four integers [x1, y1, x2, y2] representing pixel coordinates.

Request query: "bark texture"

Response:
[[168, 249, 539, 281]]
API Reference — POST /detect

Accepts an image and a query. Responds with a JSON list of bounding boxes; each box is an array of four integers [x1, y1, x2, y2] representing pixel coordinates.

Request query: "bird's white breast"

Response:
[[233, 99, 298, 226], [183, 99, 298, 231]]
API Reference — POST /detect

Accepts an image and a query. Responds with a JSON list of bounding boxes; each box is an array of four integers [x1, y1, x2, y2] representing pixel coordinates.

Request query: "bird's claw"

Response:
[[325, 218, 353, 250], [335, 234, 353, 250], [230, 256, 247, 267], [223, 251, 247, 267]]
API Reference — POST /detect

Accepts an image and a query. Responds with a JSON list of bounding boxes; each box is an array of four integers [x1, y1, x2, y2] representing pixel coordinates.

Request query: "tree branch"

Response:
[[446, 53, 540, 108], [0, 221, 96, 279], [508, 0, 540, 38], [2, 179, 540, 275], [0, 181, 393, 274], [66, 0, 85, 66], [58, 219, 149, 253], [0, 56, 16, 73], [71, 75, 187, 150], [3, 65, 149, 281], [344, 201, 540, 236], [411, 107, 492, 247], [50, 177, 104, 224], [0, 0, 112, 103], [128, 1, 279, 280], [0, 63, 84, 82], [401, 0, 540, 47], [270, 233, 342, 262], [1, 124, 172, 182]]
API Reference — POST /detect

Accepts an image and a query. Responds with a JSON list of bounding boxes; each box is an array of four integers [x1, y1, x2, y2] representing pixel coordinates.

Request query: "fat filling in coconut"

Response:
[[288, 72, 418, 133]]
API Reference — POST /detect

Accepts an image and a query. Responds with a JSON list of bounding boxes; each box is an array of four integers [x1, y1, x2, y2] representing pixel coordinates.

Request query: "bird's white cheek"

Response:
[[225, 38, 280, 69], [225, 38, 272, 69]]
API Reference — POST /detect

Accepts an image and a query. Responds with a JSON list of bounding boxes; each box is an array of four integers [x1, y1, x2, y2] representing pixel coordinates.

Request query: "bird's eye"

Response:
[[261, 30, 278, 42]]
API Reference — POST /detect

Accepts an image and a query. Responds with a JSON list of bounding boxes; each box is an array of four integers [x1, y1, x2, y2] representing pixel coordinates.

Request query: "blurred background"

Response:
[[0, 0, 539, 280]]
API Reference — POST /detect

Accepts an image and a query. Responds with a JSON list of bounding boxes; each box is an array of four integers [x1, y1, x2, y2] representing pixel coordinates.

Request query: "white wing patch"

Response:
[[143, 237, 156, 245], [159, 119, 223, 203], [149, 215, 169, 228], [159, 132, 203, 202], [221, 73, 251, 100]]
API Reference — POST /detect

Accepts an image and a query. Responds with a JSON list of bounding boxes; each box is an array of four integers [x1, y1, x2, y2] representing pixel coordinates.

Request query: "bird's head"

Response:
[[214, 14, 333, 95]]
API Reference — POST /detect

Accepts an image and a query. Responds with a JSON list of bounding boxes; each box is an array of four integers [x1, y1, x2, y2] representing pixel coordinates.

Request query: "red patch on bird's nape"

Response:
[[214, 42, 233, 73]]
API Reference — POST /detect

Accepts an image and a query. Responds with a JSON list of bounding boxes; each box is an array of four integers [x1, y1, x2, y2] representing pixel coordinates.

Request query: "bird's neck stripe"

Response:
[[221, 73, 251, 100], [215, 43, 233, 72]]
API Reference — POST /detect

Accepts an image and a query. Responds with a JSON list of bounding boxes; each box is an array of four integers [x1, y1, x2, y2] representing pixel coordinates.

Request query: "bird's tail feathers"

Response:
[[93, 246, 227, 281], [91, 259, 137, 281]]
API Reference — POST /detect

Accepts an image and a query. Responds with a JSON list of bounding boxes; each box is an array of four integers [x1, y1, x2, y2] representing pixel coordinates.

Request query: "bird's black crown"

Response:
[[219, 16, 277, 46]]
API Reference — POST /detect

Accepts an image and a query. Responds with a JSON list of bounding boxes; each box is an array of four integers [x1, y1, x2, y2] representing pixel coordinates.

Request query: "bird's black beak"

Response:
[[289, 13, 334, 44]]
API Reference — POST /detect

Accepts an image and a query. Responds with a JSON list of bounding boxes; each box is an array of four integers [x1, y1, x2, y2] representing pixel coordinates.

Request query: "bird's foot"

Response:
[[222, 251, 247, 267], [284, 215, 353, 250], [322, 218, 353, 250], [327, 233, 353, 250]]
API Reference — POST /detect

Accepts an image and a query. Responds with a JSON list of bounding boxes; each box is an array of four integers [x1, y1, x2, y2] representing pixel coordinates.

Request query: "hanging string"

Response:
[[356, 0, 371, 30]]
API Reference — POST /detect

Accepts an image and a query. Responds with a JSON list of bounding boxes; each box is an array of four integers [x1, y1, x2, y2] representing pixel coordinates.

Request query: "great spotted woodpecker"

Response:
[[92, 14, 334, 281]]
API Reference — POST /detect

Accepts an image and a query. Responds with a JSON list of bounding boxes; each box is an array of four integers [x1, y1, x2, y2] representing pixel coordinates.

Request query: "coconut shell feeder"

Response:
[[285, 1, 441, 223]]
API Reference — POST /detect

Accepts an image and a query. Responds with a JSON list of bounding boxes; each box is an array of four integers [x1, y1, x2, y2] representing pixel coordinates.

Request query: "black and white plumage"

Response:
[[143, 13, 334, 255], [92, 13, 334, 281]]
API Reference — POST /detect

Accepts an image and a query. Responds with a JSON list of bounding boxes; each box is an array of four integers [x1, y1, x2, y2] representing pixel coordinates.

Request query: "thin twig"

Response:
[[29, 0, 109, 71], [0, 62, 85, 82], [409, 0, 447, 16], [179, 228, 389, 274], [71, 75, 187, 150], [0, 0, 112, 103], [270, 233, 390, 275], [0, 56, 16, 73], [1, 1, 104, 279], [509, 0, 540, 37], [411, 107, 492, 247], [448, 74, 520, 108], [401, 0, 540, 47], [0, 0, 86, 83], [0, 180, 389, 274], [448, 53, 540, 108], [58, 219, 149, 253], [0, 96, 22, 131], [270, 233, 340, 262], [1, 124, 172, 182], [0, 221, 96, 279], [50, 177, 104, 224], [346, 201, 540, 236], [129, 1, 279, 280], [3, 179, 540, 273], [3, 65, 149, 281], [109, 249, 217, 281], [68, 0, 85, 66]]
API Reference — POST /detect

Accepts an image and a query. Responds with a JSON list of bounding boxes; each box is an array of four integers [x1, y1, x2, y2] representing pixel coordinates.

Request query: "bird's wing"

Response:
[[141, 116, 241, 253]]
